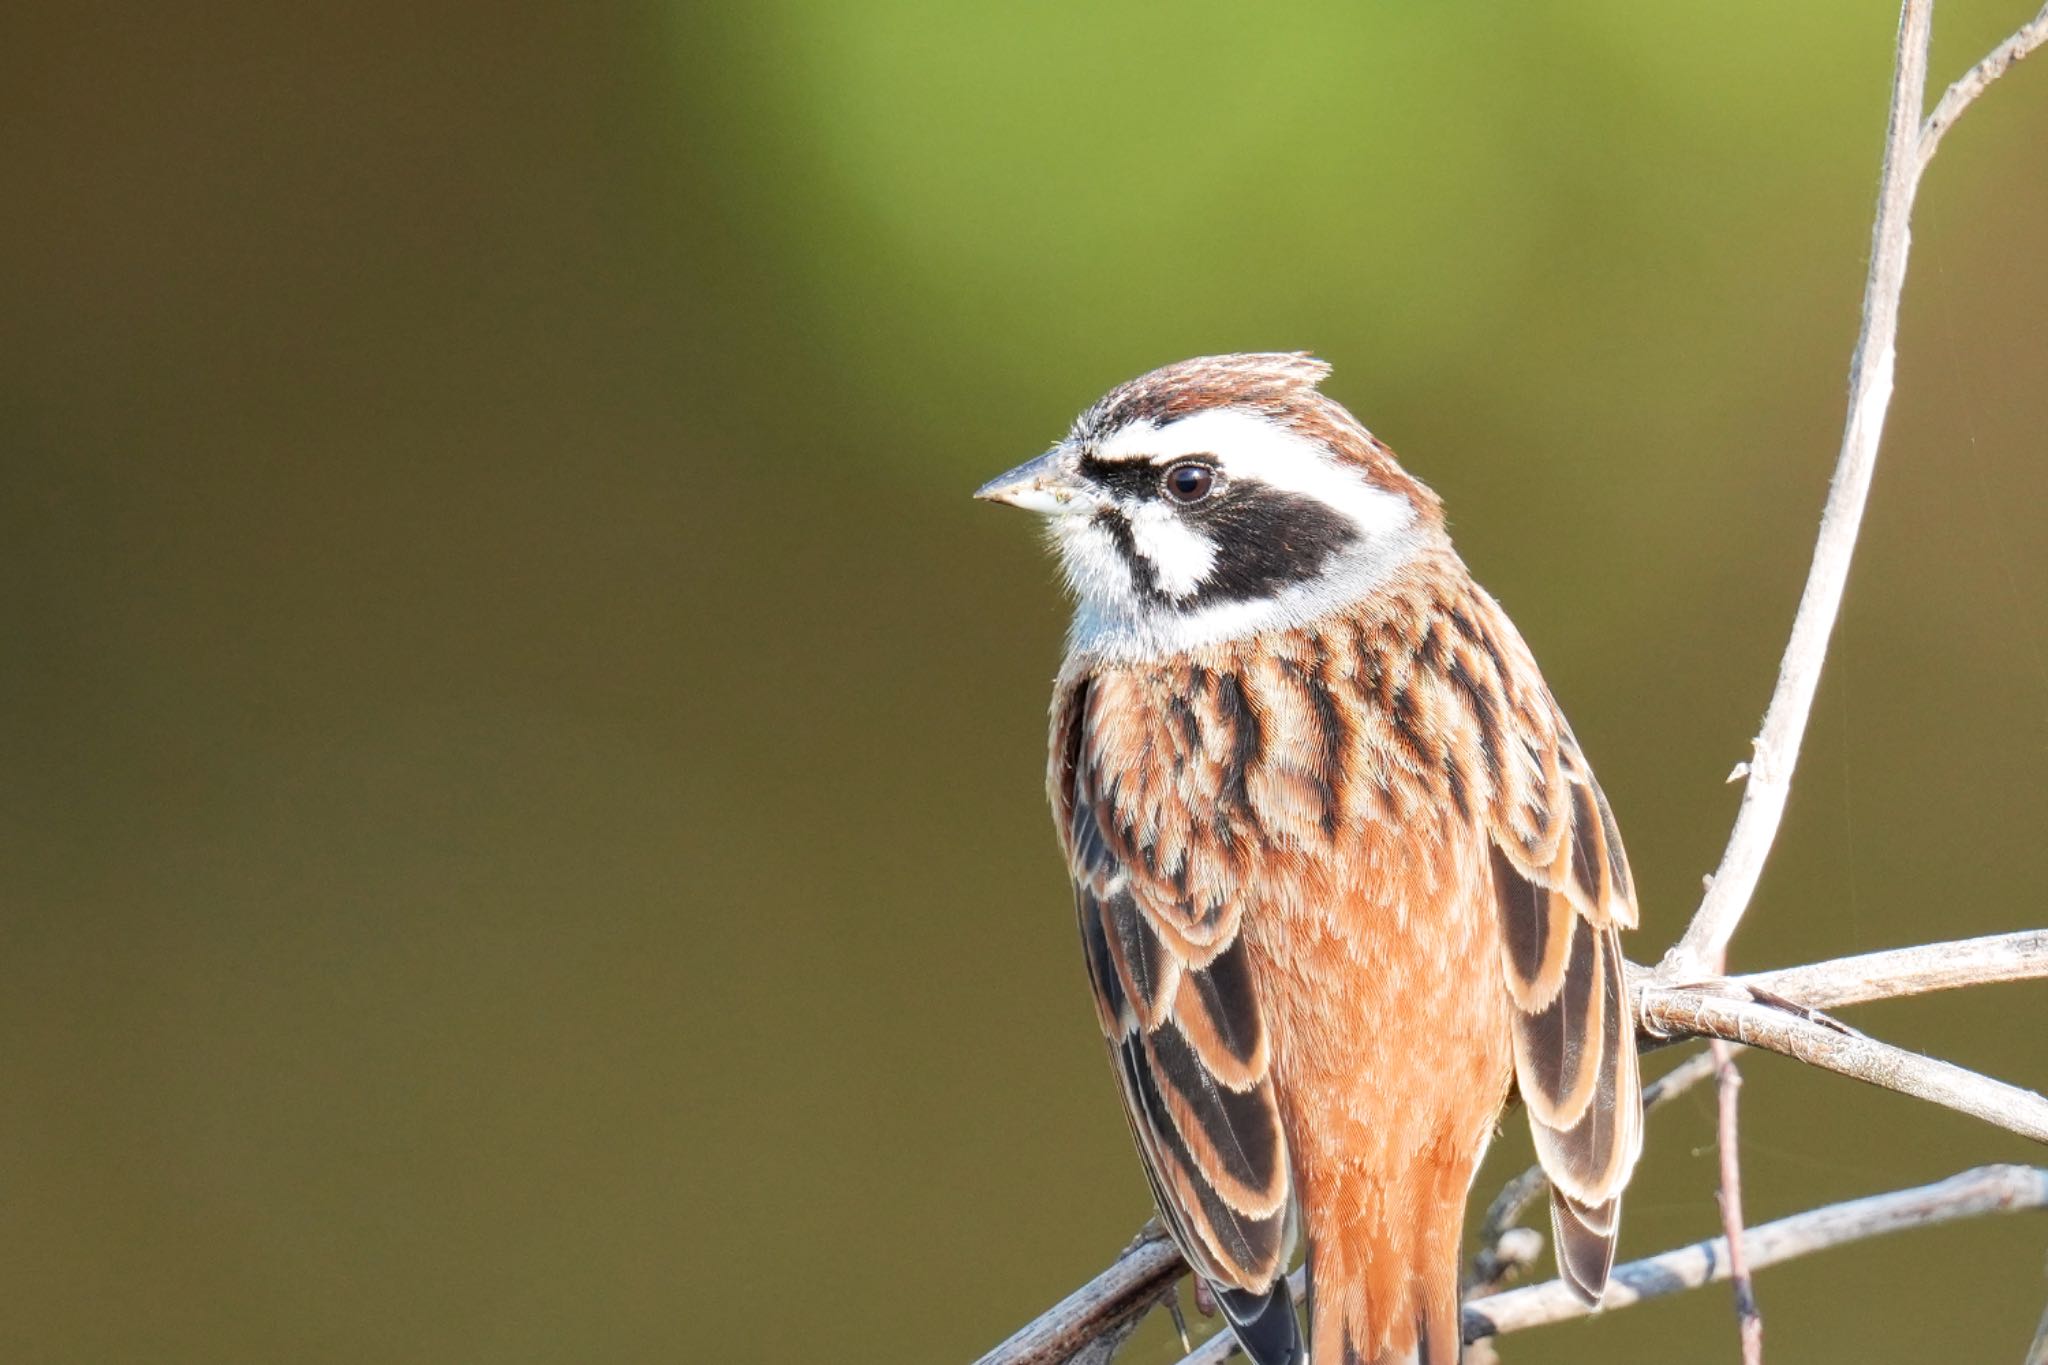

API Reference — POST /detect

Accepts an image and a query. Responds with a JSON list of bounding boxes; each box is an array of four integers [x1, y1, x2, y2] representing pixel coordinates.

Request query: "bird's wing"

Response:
[[1051, 676, 1297, 1331], [1483, 670, 1644, 1302]]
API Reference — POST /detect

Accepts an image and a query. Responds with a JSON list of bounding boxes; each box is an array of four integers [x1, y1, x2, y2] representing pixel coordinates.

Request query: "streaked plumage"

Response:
[[979, 354, 1642, 1365]]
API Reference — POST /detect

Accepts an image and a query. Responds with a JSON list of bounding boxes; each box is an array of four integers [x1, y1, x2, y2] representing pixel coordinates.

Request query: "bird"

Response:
[[975, 353, 1643, 1365]]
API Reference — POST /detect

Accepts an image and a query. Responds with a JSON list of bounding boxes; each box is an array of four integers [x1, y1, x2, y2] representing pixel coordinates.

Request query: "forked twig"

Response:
[[1640, 984, 2048, 1144], [1918, 1, 2048, 169], [1733, 929, 2048, 1009], [1661, 0, 1940, 981], [1662, 0, 2048, 975]]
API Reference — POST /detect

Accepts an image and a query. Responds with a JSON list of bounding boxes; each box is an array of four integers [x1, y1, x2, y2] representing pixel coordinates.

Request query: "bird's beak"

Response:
[[974, 448, 1092, 516]]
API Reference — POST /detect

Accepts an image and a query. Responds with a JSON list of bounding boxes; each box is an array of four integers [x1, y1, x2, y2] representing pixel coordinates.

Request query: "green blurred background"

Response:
[[4, 2, 2045, 1361]]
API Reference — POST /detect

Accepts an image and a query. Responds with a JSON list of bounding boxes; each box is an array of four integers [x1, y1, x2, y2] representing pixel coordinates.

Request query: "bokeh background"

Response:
[[5, 3, 2046, 1361]]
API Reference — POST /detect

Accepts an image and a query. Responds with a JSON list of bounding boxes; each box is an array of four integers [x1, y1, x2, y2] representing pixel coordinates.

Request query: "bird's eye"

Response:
[[1161, 461, 1218, 505]]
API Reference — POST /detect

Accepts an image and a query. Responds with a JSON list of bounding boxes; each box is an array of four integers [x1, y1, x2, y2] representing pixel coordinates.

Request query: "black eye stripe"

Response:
[[1184, 482, 1358, 604], [1079, 452, 1219, 499]]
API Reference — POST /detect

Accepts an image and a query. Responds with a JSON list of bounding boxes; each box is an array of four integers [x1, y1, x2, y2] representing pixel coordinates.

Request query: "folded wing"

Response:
[[1488, 727, 1643, 1303], [1056, 680, 1301, 1365]]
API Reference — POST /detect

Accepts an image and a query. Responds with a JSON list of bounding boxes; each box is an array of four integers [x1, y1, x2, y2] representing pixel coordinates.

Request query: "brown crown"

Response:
[[1071, 353, 1444, 525]]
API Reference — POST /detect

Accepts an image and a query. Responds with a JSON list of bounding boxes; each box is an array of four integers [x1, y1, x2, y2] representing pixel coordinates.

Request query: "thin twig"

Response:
[[1661, 0, 1938, 980], [1919, 1, 2048, 170], [971, 1228, 1182, 1365], [1640, 985, 2048, 1144], [1711, 1041, 1765, 1364], [1161, 1168, 2048, 1361], [1477, 975, 2048, 1346], [1458, 1166, 2048, 1345], [1733, 930, 2048, 1009]]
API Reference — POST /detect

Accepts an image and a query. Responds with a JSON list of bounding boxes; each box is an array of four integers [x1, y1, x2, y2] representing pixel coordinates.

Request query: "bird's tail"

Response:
[[1306, 1225, 1463, 1365], [1213, 1282, 1306, 1365]]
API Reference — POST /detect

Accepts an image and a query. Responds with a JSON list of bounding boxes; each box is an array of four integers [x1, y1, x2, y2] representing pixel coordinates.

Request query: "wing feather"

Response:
[[1485, 704, 1643, 1303], [1055, 679, 1297, 1306], [1550, 1188, 1621, 1300]]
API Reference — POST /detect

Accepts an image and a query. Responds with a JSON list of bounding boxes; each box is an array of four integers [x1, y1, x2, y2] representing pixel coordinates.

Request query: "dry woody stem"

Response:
[[1639, 980, 2048, 1144], [1711, 1041, 1764, 1365], [1167, 1167, 2048, 1361], [1458, 1166, 2048, 1346], [1662, 0, 1936, 980], [971, 1230, 1185, 1365], [992, 1158, 2048, 1365]]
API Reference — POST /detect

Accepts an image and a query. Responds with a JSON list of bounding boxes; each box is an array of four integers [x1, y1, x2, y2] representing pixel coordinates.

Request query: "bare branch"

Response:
[[1661, 0, 1938, 980], [1711, 1042, 1765, 1364], [1639, 986, 2048, 1144], [1919, 1, 2048, 169], [1159, 1168, 2048, 1361], [1732, 930, 2048, 1009], [1460, 1166, 2048, 1343], [972, 1228, 1181, 1365]]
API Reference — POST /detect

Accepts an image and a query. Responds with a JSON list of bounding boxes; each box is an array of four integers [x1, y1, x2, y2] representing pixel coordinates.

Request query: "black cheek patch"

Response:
[[1181, 480, 1360, 605]]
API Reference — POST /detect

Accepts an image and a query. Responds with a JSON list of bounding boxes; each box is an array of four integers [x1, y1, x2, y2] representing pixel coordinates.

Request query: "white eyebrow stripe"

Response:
[[1094, 408, 1313, 465], [1094, 407, 1415, 544]]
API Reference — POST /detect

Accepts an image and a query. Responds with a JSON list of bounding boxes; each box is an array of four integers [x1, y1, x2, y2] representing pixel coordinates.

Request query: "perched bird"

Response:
[[977, 354, 1643, 1365]]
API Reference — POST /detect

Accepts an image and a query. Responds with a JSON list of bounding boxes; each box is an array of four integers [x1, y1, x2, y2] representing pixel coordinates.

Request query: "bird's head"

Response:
[[977, 353, 1445, 659]]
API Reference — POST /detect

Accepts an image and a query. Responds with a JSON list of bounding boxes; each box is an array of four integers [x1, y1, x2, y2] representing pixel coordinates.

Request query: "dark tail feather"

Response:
[[1214, 1281, 1305, 1365], [1550, 1188, 1620, 1304]]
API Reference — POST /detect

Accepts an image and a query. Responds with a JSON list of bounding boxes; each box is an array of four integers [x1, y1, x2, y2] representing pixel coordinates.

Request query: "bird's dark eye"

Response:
[[1161, 461, 1218, 505]]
